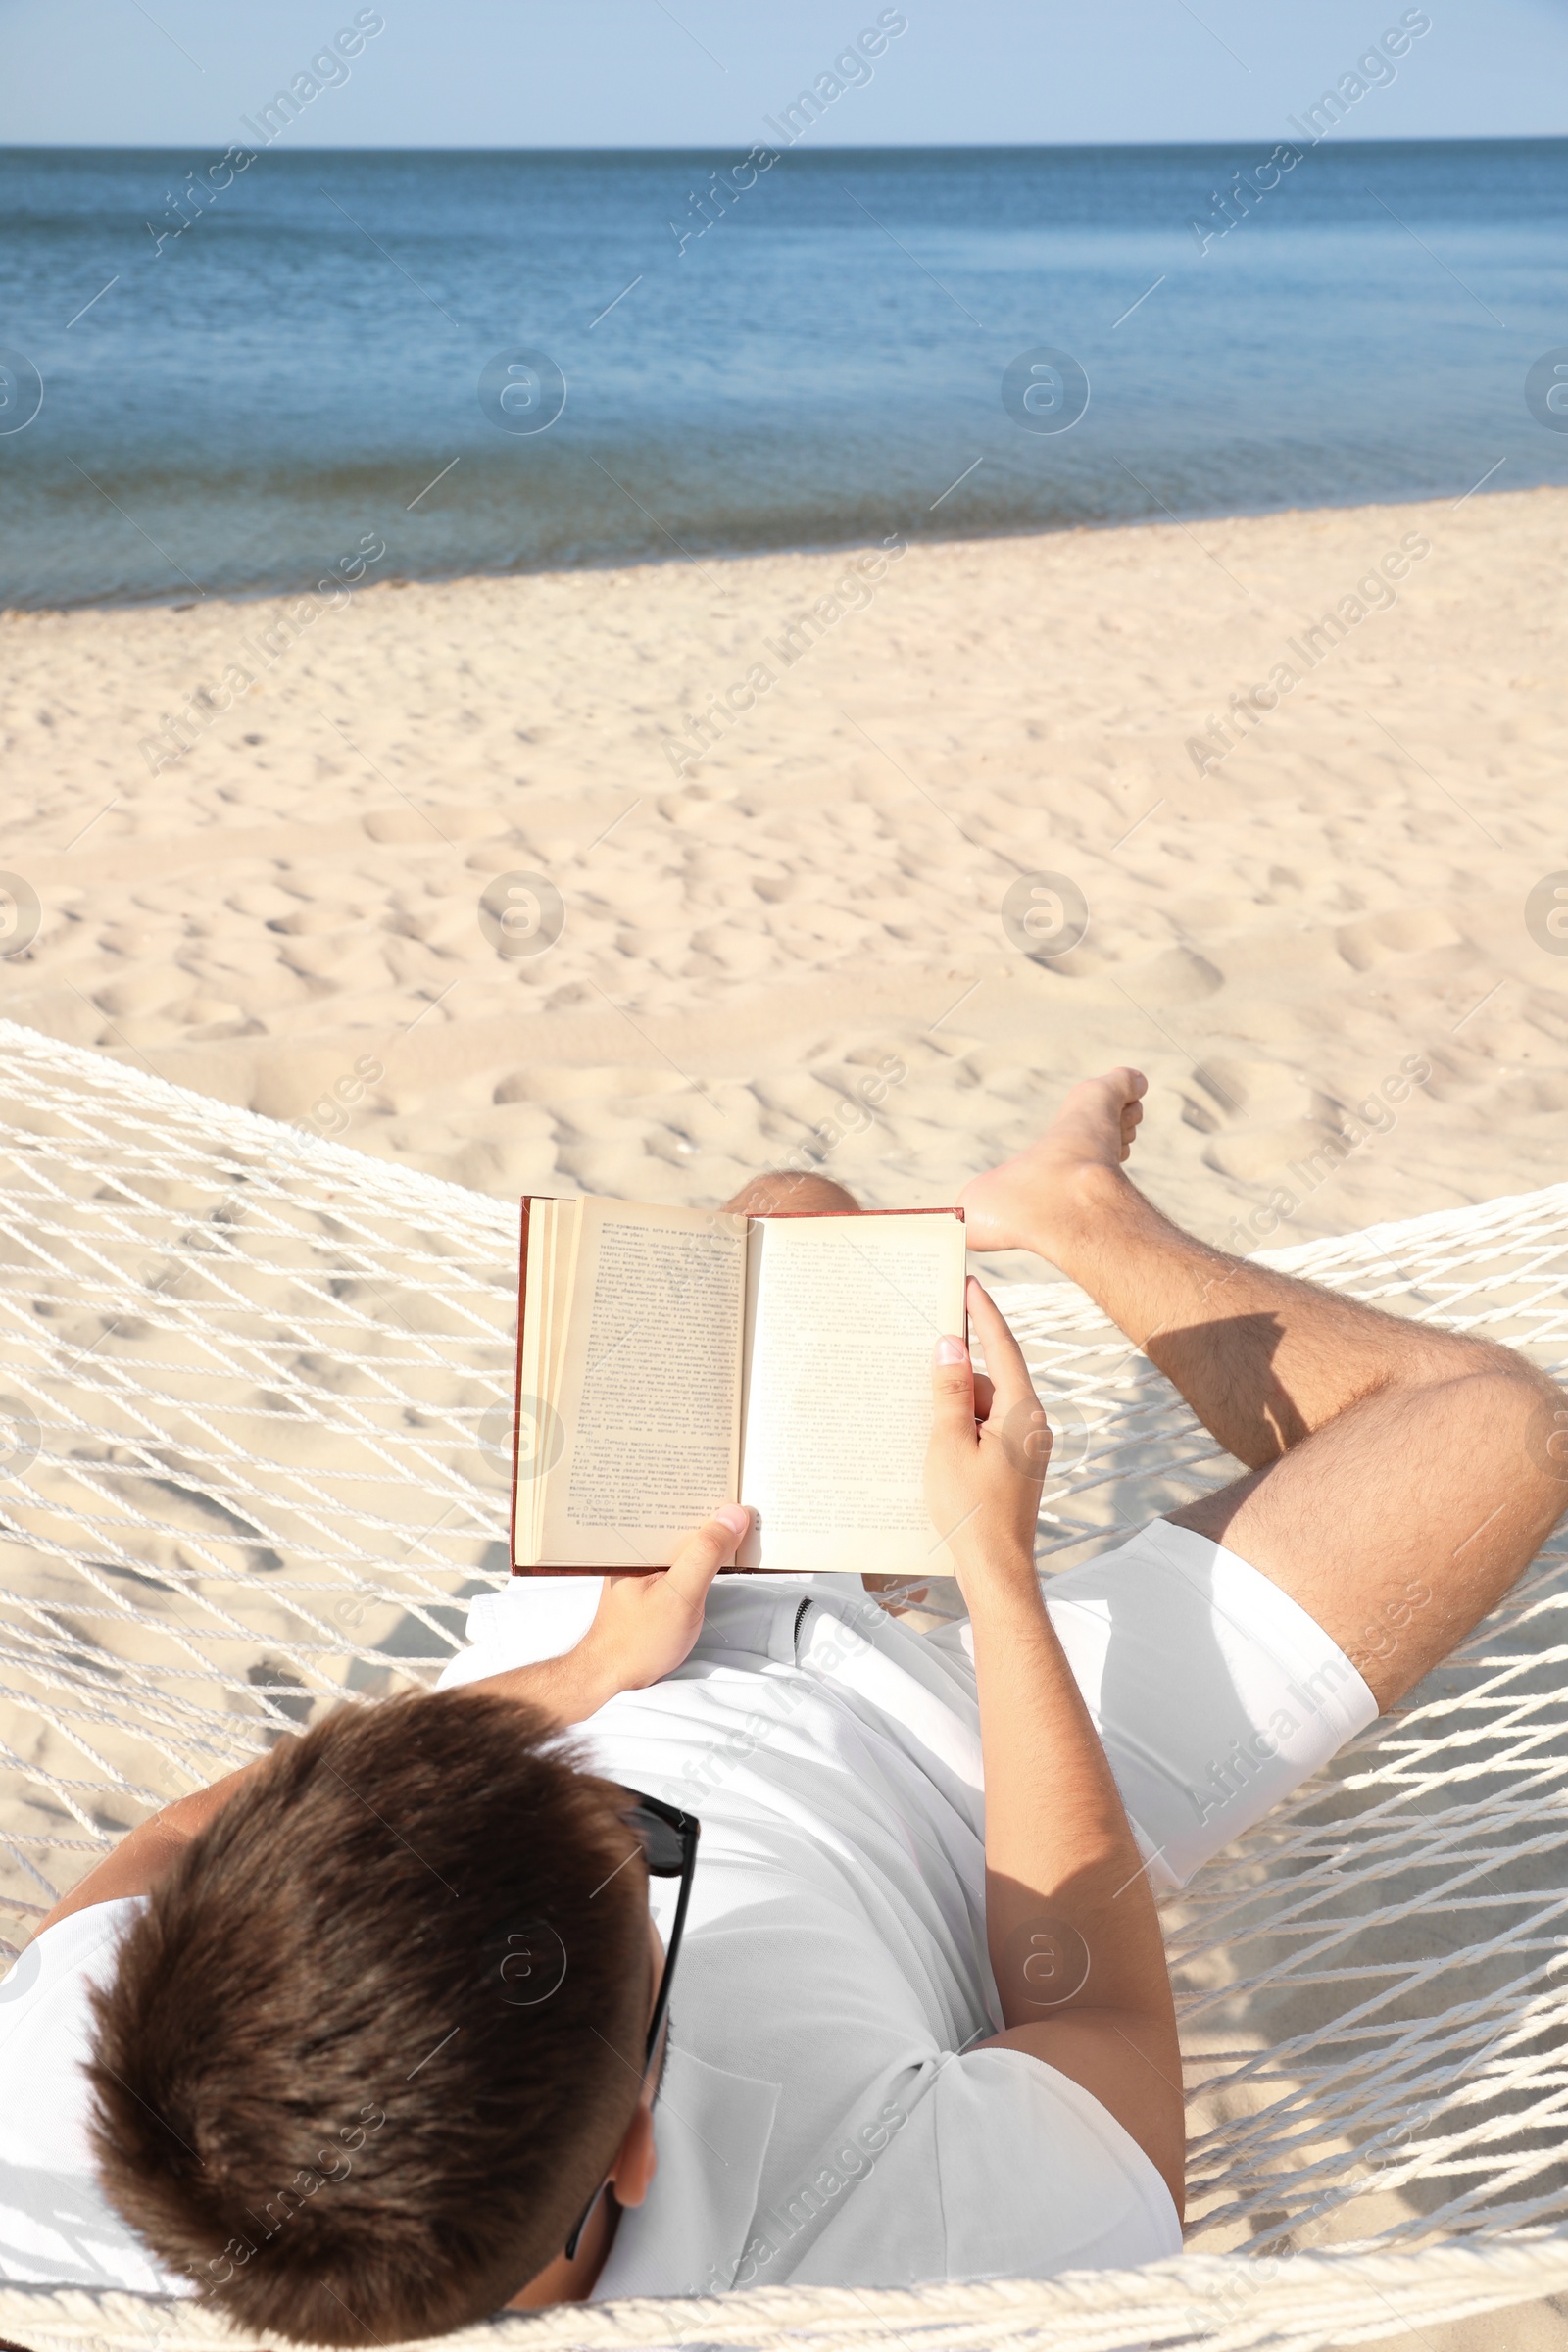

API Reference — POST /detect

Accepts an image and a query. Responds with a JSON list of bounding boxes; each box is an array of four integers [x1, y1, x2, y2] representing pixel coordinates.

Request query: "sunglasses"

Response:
[[562, 1787, 700, 2262]]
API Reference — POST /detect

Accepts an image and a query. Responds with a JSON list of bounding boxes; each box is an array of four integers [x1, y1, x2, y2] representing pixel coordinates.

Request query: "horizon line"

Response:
[[3, 132, 1566, 156]]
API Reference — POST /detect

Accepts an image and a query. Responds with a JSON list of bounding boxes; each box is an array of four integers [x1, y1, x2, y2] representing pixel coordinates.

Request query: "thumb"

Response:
[[930, 1333, 976, 1441], [664, 1503, 750, 1606]]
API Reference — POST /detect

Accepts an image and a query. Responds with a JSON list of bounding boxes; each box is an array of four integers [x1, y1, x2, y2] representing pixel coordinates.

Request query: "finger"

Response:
[[972, 1372, 996, 1423], [664, 1505, 749, 1607], [964, 1278, 1041, 1418], [930, 1331, 977, 1442], [1002, 1404, 1054, 1483]]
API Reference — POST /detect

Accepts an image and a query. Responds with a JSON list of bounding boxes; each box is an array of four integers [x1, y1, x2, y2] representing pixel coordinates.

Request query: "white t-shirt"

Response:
[[0, 1575, 1180, 2300], [459, 1574, 1179, 2294], [0, 1895, 182, 2292]]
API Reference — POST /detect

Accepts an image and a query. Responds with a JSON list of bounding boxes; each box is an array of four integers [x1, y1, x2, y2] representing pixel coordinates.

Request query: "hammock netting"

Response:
[[2, 1016, 1566, 2352]]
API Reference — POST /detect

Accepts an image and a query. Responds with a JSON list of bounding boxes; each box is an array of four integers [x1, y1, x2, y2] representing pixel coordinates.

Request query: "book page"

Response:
[[514, 1196, 583, 1564], [737, 1212, 966, 1574], [514, 1200, 550, 1563], [534, 1200, 748, 1566]]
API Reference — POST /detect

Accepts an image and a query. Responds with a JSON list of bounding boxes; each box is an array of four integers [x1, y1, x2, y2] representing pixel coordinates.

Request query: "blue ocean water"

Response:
[[1, 139, 1565, 609]]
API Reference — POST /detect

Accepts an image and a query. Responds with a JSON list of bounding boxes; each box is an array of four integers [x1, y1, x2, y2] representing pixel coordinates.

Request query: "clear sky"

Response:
[[2, 0, 1566, 148]]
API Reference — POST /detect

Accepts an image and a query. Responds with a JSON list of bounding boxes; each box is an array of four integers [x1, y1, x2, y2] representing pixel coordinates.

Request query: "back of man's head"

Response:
[[86, 1690, 650, 2344]]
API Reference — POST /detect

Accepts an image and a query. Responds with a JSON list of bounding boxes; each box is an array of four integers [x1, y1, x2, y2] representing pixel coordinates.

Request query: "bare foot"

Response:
[[957, 1068, 1148, 1256], [722, 1170, 862, 1216]]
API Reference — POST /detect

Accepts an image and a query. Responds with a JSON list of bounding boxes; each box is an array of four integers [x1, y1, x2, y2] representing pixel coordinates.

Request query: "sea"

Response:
[[1, 139, 1565, 610]]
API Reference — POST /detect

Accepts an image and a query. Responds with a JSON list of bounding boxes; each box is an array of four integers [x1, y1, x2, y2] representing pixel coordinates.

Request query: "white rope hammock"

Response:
[[1, 1014, 1566, 2352]]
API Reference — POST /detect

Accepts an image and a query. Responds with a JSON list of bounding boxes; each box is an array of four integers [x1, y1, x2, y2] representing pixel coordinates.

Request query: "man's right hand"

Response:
[[466, 1508, 749, 1728], [579, 1507, 750, 1700], [924, 1278, 1050, 1598]]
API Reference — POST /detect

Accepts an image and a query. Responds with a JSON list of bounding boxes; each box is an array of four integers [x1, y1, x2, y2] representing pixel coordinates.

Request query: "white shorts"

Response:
[[1032, 1519, 1376, 1889], [442, 1520, 1377, 1894]]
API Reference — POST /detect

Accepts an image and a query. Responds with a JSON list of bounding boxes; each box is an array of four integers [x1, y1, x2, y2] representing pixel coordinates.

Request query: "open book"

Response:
[[511, 1198, 966, 1574]]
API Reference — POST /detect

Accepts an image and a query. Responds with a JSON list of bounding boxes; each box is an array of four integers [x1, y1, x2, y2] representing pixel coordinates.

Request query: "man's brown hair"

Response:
[[86, 1690, 650, 2344]]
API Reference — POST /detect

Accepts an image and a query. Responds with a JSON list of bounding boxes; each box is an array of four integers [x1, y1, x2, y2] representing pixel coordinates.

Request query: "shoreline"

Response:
[[0, 477, 1552, 623]]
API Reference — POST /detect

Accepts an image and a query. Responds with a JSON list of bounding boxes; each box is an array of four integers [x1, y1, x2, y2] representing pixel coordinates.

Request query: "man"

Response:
[[1, 1070, 1560, 2343]]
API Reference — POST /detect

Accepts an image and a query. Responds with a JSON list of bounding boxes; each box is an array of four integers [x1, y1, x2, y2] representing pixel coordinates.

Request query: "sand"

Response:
[[3, 483, 1565, 1266], [4, 490, 1568, 2337]]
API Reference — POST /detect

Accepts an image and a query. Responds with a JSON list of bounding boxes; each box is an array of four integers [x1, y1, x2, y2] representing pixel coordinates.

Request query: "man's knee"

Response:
[[1340, 1324, 1534, 1424], [721, 1171, 862, 1215], [1469, 1358, 1568, 1494]]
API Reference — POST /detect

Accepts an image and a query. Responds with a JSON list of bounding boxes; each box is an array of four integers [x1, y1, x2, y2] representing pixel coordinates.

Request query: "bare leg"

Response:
[[722, 1172, 861, 1216], [960, 1070, 1567, 1708]]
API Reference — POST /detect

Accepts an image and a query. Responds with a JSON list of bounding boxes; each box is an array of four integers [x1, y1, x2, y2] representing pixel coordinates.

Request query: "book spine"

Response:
[[511, 1195, 529, 1569]]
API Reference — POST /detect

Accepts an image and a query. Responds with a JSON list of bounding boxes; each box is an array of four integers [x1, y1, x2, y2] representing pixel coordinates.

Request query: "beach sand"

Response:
[[4, 483, 1565, 1264], [4, 488, 1568, 2339]]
